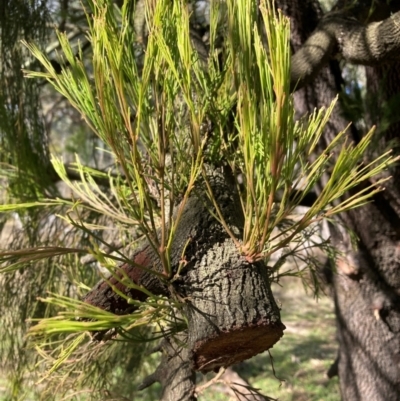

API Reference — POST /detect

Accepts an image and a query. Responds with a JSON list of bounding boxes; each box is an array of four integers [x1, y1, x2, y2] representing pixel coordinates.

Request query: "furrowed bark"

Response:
[[291, 7, 400, 90], [280, 0, 400, 399], [84, 168, 285, 374], [331, 25, 400, 398], [183, 242, 284, 372], [138, 337, 197, 401]]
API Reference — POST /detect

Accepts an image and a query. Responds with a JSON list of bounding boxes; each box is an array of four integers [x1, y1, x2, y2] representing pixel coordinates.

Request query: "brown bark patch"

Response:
[[183, 237, 285, 373], [193, 320, 285, 372]]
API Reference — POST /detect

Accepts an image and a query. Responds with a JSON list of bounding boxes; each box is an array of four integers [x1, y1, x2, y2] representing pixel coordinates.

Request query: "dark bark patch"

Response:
[[183, 238, 285, 373], [192, 319, 285, 372]]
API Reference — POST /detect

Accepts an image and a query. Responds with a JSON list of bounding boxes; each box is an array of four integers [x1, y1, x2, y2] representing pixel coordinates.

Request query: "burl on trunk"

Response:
[[83, 169, 285, 372]]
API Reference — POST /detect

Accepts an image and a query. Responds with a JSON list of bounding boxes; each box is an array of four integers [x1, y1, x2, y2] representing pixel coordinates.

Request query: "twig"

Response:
[[195, 366, 226, 394]]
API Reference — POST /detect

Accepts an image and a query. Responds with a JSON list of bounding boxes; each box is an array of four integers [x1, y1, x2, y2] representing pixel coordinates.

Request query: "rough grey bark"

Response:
[[84, 168, 284, 399], [279, 0, 400, 400], [332, 24, 400, 400], [138, 337, 197, 401], [184, 240, 283, 372], [291, 6, 400, 89]]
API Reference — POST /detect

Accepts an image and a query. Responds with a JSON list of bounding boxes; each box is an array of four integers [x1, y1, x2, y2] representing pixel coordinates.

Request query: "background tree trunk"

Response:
[[278, 0, 400, 399], [334, 50, 400, 401]]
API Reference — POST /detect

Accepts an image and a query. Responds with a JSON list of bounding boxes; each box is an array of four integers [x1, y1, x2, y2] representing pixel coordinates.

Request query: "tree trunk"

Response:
[[333, 47, 400, 401], [279, 0, 400, 399], [184, 239, 284, 372], [84, 168, 285, 399]]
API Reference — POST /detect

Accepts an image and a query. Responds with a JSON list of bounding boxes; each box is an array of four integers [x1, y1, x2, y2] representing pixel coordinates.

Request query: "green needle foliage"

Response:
[[0, 0, 398, 399], [24, 0, 211, 278], [218, 1, 397, 262]]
